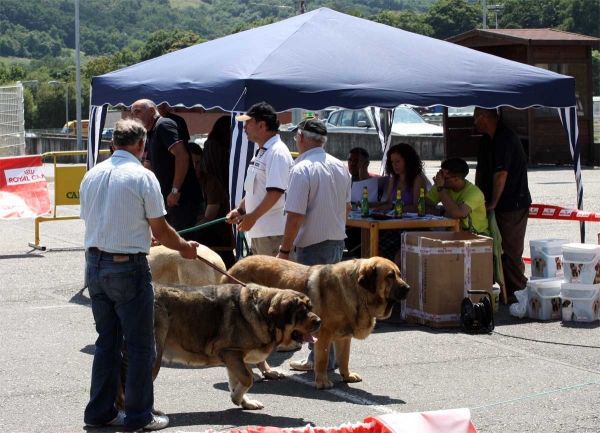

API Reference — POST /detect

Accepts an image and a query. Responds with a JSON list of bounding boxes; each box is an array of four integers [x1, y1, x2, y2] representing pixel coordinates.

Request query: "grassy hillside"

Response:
[[170, 0, 204, 8]]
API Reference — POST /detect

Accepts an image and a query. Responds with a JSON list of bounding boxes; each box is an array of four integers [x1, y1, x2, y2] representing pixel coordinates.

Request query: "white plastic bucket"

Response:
[[562, 244, 600, 284], [526, 278, 562, 320], [560, 282, 600, 322], [529, 239, 568, 279]]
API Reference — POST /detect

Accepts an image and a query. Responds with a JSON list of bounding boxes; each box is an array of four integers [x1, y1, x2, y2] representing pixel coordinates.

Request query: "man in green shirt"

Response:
[[425, 158, 490, 236]]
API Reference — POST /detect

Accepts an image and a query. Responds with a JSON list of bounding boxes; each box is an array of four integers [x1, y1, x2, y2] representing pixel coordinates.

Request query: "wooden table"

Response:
[[346, 215, 461, 258]]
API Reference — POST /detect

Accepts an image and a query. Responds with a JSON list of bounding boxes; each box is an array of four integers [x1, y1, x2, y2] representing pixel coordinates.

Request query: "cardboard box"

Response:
[[400, 231, 494, 328]]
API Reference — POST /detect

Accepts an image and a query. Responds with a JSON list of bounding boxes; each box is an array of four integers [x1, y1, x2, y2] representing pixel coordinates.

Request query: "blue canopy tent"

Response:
[[88, 7, 583, 239]]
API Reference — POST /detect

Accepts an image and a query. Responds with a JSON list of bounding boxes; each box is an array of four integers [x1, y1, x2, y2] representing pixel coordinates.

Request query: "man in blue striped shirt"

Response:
[[80, 119, 198, 431]]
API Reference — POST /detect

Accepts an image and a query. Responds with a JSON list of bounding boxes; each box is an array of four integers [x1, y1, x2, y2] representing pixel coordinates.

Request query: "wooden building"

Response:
[[445, 29, 599, 165]]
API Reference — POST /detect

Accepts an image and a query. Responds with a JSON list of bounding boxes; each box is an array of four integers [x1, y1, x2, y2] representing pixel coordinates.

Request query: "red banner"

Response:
[[529, 204, 600, 222], [0, 155, 51, 219]]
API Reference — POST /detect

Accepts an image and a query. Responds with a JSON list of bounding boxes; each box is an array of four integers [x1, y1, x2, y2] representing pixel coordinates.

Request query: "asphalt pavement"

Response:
[[1, 161, 600, 433]]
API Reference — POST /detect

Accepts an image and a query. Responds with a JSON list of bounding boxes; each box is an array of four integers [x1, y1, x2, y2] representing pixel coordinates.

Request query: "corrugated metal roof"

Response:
[[482, 28, 599, 42], [447, 28, 599, 44]]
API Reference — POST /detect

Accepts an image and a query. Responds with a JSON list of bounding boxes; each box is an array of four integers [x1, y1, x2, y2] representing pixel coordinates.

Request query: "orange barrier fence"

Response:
[[524, 204, 600, 263]]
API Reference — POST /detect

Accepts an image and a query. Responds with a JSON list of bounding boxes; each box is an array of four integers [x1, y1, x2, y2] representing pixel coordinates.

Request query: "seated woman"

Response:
[[373, 143, 430, 213], [373, 143, 430, 261], [188, 143, 236, 269]]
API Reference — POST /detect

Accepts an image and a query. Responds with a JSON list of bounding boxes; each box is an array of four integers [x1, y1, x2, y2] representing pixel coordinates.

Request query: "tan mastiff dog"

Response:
[[225, 255, 409, 389], [148, 244, 225, 286]]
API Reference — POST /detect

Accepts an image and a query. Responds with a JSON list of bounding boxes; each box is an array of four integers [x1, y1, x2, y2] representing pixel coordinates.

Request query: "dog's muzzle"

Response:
[[388, 282, 410, 302]]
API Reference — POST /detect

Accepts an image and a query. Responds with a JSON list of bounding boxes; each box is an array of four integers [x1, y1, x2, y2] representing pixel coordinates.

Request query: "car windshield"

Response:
[[392, 108, 426, 124]]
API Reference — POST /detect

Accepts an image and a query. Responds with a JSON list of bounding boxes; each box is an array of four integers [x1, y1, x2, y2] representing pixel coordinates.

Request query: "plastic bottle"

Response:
[[361, 186, 370, 218], [417, 186, 426, 217], [394, 188, 403, 219]]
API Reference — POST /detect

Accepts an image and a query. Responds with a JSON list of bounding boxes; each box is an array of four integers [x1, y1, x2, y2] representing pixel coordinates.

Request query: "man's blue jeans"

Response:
[[83, 250, 155, 431], [296, 240, 344, 369]]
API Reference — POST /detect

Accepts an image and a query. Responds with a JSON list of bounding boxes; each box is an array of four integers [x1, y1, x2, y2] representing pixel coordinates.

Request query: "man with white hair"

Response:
[[277, 117, 352, 371]]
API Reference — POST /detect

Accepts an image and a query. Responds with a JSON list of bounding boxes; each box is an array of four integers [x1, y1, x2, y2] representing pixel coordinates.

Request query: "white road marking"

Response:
[[285, 371, 396, 414]]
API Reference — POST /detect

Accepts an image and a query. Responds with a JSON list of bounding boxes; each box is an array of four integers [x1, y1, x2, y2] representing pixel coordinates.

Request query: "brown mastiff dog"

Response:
[[147, 245, 281, 381], [118, 283, 321, 411], [225, 256, 409, 389]]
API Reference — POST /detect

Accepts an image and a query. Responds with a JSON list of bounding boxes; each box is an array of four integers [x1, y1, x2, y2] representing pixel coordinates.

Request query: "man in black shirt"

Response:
[[157, 103, 191, 146], [474, 107, 532, 300], [132, 99, 200, 234]]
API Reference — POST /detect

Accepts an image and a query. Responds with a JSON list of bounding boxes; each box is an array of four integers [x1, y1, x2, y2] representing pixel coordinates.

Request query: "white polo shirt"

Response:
[[244, 134, 293, 238], [284, 147, 351, 248]]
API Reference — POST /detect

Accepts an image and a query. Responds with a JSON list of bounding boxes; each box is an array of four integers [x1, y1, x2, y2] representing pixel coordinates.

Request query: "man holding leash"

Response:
[[80, 119, 198, 431], [226, 102, 294, 257], [277, 117, 352, 371]]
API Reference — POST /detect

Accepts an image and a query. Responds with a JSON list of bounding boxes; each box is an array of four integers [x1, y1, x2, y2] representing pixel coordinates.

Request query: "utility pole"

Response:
[[75, 0, 83, 153], [482, 0, 487, 29]]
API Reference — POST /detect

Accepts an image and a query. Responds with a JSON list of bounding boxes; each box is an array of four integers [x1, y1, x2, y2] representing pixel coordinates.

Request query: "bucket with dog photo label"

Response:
[[560, 282, 600, 322], [529, 239, 568, 280], [526, 278, 562, 320], [562, 244, 600, 285]]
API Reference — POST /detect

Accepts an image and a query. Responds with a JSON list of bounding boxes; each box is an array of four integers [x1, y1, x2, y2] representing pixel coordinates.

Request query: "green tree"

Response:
[[139, 30, 202, 61], [9, 64, 27, 82], [559, 0, 600, 38], [424, 0, 480, 40], [370, 10, 434, 36], [82, 56, 114, 80], [499, 0, 562, 29], [23, 88, 36, 130]]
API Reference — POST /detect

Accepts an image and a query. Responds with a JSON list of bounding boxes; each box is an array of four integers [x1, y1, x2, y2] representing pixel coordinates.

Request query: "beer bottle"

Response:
[[361, 186, 370, 218], [417, 186, 426, 217], [394, 188, 403, 219]]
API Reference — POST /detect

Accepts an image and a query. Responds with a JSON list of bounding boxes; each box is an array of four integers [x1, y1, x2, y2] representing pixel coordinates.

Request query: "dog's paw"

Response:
[[242, 398, 264, 410], [253, 372, 264, 383], [342, 372, 362, 383], [263, 370, 285, 380], [315, 377, 334, 390]]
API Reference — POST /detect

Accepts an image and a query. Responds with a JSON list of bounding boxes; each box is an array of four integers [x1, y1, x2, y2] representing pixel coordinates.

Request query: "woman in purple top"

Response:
[[374, 143, 429, 213]]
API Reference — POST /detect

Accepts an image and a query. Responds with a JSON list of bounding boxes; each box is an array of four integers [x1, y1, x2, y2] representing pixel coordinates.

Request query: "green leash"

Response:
[[238, 231, 252, 258], [175, 216, 251, 258], [176, 217, 228, 236]]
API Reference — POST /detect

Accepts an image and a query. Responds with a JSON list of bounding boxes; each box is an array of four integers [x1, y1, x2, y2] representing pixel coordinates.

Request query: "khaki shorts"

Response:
[[251, 235, 296, 261]]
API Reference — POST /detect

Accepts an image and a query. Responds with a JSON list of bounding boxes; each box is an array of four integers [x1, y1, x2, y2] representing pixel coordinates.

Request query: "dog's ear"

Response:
[[269, 297, 297, 330], [358, 263, 378, 294]]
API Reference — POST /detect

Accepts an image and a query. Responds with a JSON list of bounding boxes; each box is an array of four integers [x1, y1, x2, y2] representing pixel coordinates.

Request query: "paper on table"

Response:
[[351, 178, 379, 202]]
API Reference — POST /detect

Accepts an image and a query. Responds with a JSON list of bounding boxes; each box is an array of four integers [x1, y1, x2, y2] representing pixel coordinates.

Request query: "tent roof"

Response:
[[91, 8, 576, 111]]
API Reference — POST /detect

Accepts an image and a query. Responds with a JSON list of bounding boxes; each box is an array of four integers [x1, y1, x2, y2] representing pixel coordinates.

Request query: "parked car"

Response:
[[325, 106, 443, 136], [102, 128, 114, 139]]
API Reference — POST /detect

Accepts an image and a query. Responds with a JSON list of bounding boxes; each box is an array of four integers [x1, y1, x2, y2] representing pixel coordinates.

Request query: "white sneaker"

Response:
[[277, 340, 303, 352], [135, 414, 169, 431], [85, 410, 125, 427], [289, 358, 314, 371]]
